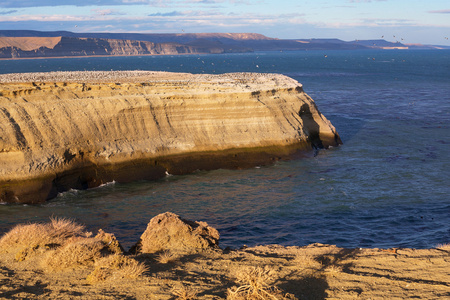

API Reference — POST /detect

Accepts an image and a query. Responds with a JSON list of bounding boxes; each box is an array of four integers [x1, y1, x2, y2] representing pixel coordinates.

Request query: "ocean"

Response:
[[0, 50, 449, 250]]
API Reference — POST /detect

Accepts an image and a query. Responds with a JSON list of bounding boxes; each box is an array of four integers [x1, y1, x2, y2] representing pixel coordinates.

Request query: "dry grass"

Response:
[[86, 254, 148, 284], [227, 266, 297, 300], [324, 265, 342, 277], [0, 217, 86, 255], [42, 237, 105, 271], [435, 243, 450, 250], [155, 250, 180, 264], [292, 253, 322, 269], [94, 229, 123, 254], [171, 284, 199, 300], [0, 217, 149, 283], [49, 217, 86, 240]]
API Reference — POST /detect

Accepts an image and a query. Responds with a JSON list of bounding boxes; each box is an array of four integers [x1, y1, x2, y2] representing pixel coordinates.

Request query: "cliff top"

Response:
[[0, 70, 302, 92]]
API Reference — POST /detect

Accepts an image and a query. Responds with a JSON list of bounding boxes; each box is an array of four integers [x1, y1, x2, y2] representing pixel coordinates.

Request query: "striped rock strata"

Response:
[[0, 71, 341, 204]]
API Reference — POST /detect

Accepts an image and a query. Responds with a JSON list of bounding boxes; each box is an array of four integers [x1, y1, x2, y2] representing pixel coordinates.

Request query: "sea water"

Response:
[[0, 50, 449, 250]]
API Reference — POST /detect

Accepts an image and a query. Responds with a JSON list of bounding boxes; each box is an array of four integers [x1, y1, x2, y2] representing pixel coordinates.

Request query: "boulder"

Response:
[[131, 212, 220, 254]]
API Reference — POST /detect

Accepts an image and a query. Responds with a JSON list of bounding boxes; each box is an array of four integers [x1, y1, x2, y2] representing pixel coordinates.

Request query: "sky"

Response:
[[0, 0, 449, 45]]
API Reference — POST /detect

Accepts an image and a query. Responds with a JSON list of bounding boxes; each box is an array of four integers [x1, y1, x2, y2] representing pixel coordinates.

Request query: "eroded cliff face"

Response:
[[0, 36, 229, 58], [0, 71, 341, 203]]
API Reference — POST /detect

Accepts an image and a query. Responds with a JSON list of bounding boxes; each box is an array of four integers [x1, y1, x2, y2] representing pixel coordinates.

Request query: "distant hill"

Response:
[[0, 30, 448, 59]]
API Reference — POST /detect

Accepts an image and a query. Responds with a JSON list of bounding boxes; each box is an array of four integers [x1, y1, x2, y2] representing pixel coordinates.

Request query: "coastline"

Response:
[[0, 51, 214, 61]]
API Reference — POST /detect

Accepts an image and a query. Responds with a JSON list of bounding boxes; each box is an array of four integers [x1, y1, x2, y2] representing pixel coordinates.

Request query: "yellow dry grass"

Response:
[[227, 266, 297, 300], [42, 237, 106, 271], [292, 253, 323, 269], [172, 284, 199, 300], [86, 254, 148, 284], [155, 250, 180, 264], [435, 243, 450, 250], [0, 217, 86, 255]]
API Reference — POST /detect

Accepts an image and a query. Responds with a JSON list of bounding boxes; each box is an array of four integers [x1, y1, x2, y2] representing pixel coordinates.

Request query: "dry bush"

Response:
[[0, 223, 51, 253], [49, 217, 86, 240], [42, 237, 105, 271], [292, 254, 322, 269], [86, 254, 148, 284], [155, 250, 180, 264], [94, 229, 124, 254], [227, 266, 297, 300], [14, 244, 44, 262], [324, 265, 342, 277], [172, 284, 199, 300], [0, 217, 86, 255], [435, 243, 450, 250]]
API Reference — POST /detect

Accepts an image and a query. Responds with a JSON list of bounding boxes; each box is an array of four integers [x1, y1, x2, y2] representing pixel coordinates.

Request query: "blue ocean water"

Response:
[[0, 50, 449, 250]]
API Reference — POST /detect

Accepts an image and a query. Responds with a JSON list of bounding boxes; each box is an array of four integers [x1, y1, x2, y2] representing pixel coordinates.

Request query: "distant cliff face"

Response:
[[1, 31, 427, 59], [0, 71, 341, 203], [0, 36, 249, 58]]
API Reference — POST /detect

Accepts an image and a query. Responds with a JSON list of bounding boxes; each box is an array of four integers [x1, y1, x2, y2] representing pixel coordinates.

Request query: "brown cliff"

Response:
[[0, 36, 245, 59], [0, 71, 341, 203]]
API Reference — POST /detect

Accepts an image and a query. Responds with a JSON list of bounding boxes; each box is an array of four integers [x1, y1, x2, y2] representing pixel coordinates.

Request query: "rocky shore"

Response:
[[0, 212, 448, 299], [0, 71, 341, 204]]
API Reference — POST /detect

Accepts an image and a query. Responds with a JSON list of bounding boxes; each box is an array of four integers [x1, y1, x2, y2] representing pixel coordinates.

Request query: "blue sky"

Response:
[[0, 0, 449, 45]]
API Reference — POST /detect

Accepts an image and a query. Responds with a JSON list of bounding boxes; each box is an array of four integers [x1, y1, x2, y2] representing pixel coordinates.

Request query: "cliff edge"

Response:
[[0, 71, 341, 203]]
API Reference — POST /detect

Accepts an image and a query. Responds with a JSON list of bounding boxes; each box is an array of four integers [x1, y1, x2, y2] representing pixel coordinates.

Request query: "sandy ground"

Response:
[[1, 242, 449, 299]]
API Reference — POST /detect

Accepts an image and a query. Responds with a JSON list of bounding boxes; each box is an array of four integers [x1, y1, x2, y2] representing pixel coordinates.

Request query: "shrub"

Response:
[[86, 254, 148, 284], [436, 243, 450, 250], [0, 217, 86, 256], [227, 266, 297, 300], [172, 284, 199, 300], [42, 237, 105, 271], [155, 250, 180, 264], [292, 254, 323, 269]]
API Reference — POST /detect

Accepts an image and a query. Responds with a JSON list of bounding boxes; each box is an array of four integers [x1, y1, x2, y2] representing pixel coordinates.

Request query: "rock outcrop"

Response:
[[131, 212, 220, 254], [0, 71, 341, 203]]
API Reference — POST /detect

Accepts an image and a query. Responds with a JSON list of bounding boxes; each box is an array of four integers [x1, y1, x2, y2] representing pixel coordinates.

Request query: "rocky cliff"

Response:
[[0, 36, 242, 58], [3, 31, 437, 59], [0, 71, 341, 203]]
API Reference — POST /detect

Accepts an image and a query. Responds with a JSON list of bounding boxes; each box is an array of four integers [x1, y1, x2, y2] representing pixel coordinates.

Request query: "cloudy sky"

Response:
[[0, 0, 449, 45]]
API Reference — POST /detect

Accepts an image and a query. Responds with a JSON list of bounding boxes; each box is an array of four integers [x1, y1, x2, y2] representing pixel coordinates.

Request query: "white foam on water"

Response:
[[97, 180, 116, 188]]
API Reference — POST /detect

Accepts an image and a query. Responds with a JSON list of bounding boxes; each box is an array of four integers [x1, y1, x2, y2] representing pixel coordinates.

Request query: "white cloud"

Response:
[[348, 0, 387, 3], [0, 1, 178, 8], [0, 0, 254, 8], [91, 9, 127, 16], [428, 9, 450, 14]]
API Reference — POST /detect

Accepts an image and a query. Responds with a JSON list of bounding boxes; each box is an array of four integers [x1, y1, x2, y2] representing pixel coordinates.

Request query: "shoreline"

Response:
[[0, 51, 220, 61]]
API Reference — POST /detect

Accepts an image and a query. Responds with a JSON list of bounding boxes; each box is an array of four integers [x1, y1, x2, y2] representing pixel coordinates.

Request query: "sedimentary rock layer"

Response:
[[0, 71, 341, 203], [0, 36, 247, 59]]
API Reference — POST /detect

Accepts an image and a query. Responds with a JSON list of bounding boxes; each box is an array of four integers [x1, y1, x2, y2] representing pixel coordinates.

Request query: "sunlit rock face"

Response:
[[0, 71, 341, 203], [0, 36, 223, 58]]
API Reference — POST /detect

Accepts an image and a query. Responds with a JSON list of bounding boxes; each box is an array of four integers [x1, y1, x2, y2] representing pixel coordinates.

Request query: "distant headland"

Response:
[[0, 30, 448, 59]]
